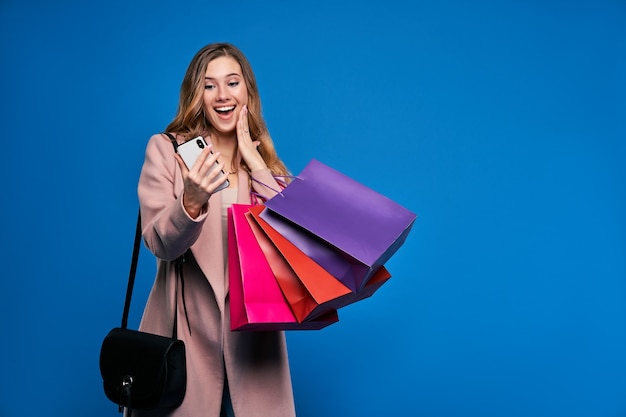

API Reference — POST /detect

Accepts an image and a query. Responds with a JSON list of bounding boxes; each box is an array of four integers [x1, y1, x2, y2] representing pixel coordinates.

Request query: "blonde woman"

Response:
[[136, 43, 295, 417]]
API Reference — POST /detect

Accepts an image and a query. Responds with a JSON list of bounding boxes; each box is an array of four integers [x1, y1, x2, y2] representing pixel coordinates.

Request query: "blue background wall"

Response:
[[1, 1, 624, 416]]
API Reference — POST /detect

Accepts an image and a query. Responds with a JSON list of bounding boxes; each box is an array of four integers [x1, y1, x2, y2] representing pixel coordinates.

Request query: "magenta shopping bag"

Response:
[[262, 159, 416, 292], [228, 204, 339, 331]]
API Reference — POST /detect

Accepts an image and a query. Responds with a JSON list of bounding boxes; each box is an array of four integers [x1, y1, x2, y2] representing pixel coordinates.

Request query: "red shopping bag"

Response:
[[228, 204, 339, 331], [248, 205, 393, 318]]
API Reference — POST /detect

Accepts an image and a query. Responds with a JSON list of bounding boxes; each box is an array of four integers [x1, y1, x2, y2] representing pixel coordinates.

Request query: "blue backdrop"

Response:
[[1, 1, 624, 416]]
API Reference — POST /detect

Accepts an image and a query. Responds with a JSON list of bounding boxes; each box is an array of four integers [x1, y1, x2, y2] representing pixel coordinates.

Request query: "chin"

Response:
[[213, 125, 237, 137]]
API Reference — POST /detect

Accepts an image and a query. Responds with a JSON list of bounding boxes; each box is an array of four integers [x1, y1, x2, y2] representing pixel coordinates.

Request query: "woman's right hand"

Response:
[[174, 144, 229, 218]]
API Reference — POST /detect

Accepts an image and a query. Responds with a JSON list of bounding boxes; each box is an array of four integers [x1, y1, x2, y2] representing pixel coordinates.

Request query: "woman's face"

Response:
[[202, 56, 248, 136]]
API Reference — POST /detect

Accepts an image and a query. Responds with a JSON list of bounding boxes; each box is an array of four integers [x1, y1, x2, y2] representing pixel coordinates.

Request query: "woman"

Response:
[[136, 43, 296, 417]]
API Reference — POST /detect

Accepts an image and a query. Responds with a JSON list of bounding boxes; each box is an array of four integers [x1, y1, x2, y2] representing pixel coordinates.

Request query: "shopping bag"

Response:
[[246, 205, 351, 322], [335, 265, 392, 306], [248, 205, 393, 318], [263, 159, 417, 291], [228, 204, 339, 331]]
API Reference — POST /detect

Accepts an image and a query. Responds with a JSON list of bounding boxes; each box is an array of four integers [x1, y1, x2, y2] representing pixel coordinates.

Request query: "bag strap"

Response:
[[120, 210, 142, 330], [120, 210, 183, 337], [250, 175, 296, 204]]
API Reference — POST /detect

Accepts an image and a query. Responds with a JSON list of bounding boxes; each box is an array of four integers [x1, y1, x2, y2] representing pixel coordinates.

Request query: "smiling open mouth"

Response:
[[215, 106, 235, 115]]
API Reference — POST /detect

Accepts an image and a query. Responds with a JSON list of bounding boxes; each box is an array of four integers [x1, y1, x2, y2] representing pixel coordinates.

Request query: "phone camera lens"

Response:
[[196, 139, 204, 149]]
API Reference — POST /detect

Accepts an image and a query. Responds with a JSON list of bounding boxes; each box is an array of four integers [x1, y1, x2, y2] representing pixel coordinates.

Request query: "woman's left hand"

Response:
[[237, 105, 267, 171]]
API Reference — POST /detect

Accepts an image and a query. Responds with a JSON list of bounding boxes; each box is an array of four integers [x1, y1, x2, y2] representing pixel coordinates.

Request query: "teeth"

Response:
[[215, 106, 235, 112]]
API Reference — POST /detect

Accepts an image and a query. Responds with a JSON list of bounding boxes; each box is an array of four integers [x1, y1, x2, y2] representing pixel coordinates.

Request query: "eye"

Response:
[[228, 81, 240, 87], [204, 84, 215, 90]]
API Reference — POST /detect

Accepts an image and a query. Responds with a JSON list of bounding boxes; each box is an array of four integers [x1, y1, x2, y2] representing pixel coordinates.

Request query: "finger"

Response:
[[242, 104, 249, 134], [237, 108, 246, 138], [194, 147, 219, 177], [199, 161, 229, 194], [203, 160, 226, 184], [237, 105, 250, 138], [207, 168, 230, 192], [195, 150, 224, 183]]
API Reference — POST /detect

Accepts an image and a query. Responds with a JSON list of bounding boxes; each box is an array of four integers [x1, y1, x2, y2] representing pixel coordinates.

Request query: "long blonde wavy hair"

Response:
[[165, 42, 289, 177]]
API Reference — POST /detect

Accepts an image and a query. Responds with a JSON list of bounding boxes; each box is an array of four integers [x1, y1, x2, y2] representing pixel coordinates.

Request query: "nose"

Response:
[[216, 84, 229, 101]]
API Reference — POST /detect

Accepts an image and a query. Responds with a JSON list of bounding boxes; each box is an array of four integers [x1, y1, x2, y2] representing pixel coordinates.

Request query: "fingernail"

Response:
[[243, 105, 248, 114]]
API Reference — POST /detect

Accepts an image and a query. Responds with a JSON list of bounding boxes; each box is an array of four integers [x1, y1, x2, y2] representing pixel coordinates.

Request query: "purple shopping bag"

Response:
[[262, 159, 417, 292]]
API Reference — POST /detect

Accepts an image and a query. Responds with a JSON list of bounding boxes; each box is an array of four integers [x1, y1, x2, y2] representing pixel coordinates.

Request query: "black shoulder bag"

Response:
[[99, 211, 186, 414], [100, 134, 187, 415]]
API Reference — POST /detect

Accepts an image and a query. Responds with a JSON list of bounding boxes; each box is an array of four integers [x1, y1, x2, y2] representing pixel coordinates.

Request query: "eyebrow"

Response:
[[205, 73, 241, 81]]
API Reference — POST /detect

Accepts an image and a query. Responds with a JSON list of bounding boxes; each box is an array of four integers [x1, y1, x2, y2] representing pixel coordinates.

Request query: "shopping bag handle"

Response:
[[250, 175, 299, 203]]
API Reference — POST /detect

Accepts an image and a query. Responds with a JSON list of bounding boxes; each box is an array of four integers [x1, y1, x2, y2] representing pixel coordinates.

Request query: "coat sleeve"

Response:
[[137, 134, 208, 261]]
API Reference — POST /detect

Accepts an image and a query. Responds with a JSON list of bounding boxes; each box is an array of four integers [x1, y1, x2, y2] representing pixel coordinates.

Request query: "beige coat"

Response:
[[136, 133, 296, 417]]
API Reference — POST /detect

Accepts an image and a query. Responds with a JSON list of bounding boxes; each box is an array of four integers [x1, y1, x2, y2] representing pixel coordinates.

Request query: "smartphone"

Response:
[[177, 136, 230, 192]]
